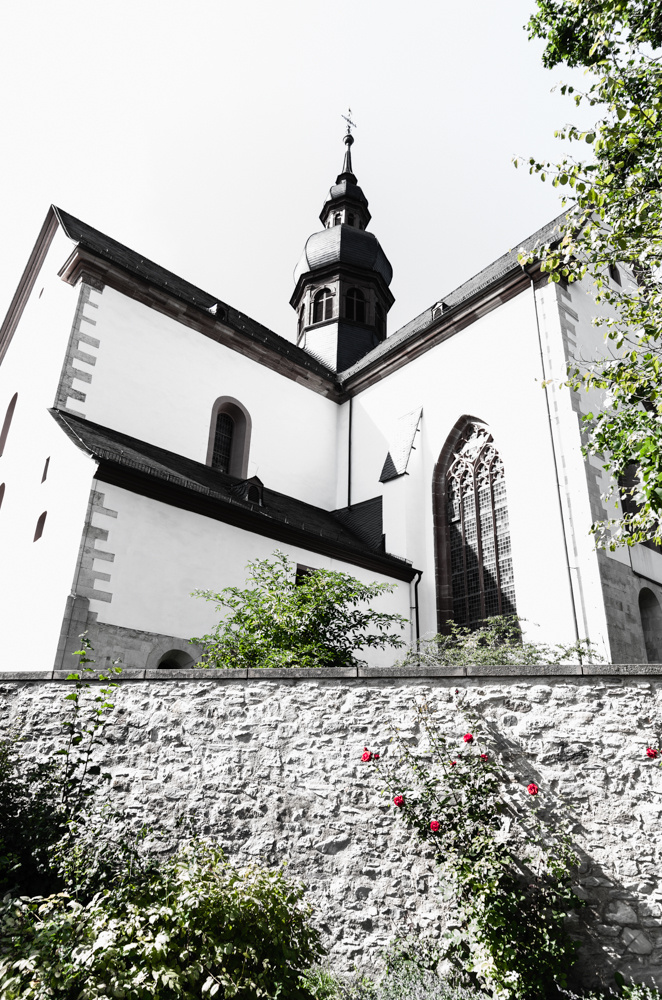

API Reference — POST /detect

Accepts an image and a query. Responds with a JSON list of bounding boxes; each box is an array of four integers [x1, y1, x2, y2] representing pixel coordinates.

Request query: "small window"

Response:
[[345, 288, 366, 323], [297, 306, 304, 338], [334, 212, 341, 226], [295, 564, 315, 585], [348, 213, 355, 227], [41, 457, 50, 483], [609, 263, 622, 286], [0, 392, 18, 458], [375, 302, 385, 337], [313, 288, 333, 323], [0, 483, 5, 510], [34, 511, 47, 542], [212, 412, 234, 472]]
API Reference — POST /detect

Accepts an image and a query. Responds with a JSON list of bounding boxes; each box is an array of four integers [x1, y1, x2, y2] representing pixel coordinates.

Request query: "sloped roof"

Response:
[[339, 213, 568, 379], [51, 409, 416, 581], [53, 207, 335, 382]]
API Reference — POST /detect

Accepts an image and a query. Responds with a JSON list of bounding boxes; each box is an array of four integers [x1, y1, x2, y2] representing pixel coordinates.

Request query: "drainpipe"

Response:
[[413, 570, 422, 644], [347, 395, 353, 508], [522, 265, 581, 644]]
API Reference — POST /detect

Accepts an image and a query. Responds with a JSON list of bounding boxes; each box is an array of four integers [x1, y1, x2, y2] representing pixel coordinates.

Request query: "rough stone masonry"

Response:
[[1, 663, 662, 989]]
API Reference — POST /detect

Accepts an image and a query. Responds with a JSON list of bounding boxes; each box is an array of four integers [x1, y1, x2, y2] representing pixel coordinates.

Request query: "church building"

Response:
[[1, 133, 660, 670]]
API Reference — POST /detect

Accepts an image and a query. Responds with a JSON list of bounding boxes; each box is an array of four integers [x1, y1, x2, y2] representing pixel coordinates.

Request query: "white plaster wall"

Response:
[[350, 288, 585, 651], [0, 226, 97, 668], [89, 482, 413, 667], [79, 288, 340, 509]]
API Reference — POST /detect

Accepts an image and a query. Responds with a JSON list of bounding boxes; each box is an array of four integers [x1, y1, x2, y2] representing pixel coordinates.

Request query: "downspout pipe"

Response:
[[522, 265, 581, 644], [413, 570, 422, 645], [347, 396, 353, 508]]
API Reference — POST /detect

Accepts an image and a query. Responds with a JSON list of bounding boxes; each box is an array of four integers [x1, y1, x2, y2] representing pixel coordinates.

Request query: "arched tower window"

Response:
[[206, 397, 252, 478], [313, 288, 333, 323], [433, 419, 516, 629], [345, 288, 366, 323], [639, 588, 662, 662], [348, 213, 355, 227], [334, 212, 341, 226], [0, 392, 18, 458], [375, 302, 385, 338]]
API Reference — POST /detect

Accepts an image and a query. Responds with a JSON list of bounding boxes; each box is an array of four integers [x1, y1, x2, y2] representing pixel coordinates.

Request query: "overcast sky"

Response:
[[0, 0, 593, 341]]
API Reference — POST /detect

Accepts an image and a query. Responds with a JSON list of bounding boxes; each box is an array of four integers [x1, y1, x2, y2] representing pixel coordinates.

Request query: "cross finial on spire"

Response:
[[341, 108, 357, 136]]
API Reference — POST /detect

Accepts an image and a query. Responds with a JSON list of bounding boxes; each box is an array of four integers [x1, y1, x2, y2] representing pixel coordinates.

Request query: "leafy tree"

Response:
[[518, 0, 662, 548], [0, 841, 324, 1000], [192, 551, 407, 669]]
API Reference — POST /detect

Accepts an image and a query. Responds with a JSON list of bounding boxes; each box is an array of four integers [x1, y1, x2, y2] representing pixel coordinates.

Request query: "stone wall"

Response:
[[2, 664, 662, 989]]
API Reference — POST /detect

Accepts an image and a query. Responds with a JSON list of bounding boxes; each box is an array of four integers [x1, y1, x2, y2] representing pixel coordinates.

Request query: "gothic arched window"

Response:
[[345, 288, 365, 323], [334, 212, 341, 226], [206, 397, 252, 478], [313, 288, 333, 323], [434, 420, 516, 629]]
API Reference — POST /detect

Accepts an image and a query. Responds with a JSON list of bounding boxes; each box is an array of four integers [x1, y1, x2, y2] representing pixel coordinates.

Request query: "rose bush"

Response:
[[361, 698, 582, 1000]]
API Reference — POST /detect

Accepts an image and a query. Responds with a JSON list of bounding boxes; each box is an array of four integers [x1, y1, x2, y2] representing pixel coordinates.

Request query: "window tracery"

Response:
[[445, 424, 516, 625], [345, 287, 365, 323], [313, 288, 333, 323], [212, 412, 234, 473]]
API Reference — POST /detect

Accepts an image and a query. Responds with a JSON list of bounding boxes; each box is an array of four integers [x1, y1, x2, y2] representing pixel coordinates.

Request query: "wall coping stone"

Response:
[[1, 663, 662, 682]]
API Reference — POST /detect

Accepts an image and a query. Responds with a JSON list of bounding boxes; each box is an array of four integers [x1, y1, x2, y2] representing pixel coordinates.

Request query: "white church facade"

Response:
[[1, 134, 661, 670]]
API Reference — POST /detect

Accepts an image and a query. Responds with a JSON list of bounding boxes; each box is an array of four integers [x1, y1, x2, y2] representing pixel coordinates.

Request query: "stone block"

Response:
[[621, 928, 654, 955]]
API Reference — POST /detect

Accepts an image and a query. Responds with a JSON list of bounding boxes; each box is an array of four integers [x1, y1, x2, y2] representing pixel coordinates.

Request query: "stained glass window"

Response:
[[446, 424, 516, 626], [212, 412, 234, 472]]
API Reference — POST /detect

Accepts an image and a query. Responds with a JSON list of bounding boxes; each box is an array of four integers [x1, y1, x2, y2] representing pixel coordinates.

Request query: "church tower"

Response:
[[291, 130, 394, 371]]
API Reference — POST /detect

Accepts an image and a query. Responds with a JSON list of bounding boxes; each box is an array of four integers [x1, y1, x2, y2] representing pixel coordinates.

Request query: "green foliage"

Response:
[[364, 701, 581, 999], [0, 636, 121, 898], [192, 551, 407, 669], [518, 0, 662, 547], [398, 615, 600, 667], [0, 841, 324, 1000]]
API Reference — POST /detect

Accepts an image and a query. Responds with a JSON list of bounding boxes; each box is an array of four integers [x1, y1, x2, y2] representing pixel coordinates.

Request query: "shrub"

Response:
[[398, 615, 600, 668], [0, 841, 324, 1000], [192, 550, 407, 669]]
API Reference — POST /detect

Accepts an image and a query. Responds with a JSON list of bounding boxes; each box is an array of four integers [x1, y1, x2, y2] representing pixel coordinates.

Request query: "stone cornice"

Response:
[[3, 662, 661, 681]]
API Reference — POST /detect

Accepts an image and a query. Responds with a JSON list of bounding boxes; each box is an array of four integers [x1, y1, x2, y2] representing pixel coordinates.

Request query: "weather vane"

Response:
[[341, 108, 357, 136]]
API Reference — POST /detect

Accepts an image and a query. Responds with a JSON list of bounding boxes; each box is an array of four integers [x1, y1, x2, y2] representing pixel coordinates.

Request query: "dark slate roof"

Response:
[[51, 409, 415, 580], [293, 224, 393, 286], [338, 213, 568, 380], [53, 207, 335, 382]]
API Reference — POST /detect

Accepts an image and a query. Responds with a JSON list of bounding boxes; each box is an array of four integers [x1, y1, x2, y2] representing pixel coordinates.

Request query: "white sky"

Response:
[[0, 0, 593, 341]]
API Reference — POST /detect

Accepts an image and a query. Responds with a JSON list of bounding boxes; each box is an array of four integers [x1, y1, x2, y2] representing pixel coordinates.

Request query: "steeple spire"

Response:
[[339, 110, 357, 183]]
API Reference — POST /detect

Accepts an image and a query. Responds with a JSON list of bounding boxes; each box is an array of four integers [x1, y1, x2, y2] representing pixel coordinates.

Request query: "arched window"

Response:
[[639, 588, 662, 662], [345, 288, 366, 323], [157, 649, 195, 669], [348, 213, 355, 227], [313, 288, 333, 323], [297, 306, 304, 339], [375, 302, 385, 338], [0, 392, 18, 458], [334, 212, 341, 226], [34, 510, 47, 542], [206, 397, 252, 478], [433, 419, 516, 629], [212, 412, 234, 472]]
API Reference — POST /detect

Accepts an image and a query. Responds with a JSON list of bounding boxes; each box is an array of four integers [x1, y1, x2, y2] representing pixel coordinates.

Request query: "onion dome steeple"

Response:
[[290, 125, 394, 372]]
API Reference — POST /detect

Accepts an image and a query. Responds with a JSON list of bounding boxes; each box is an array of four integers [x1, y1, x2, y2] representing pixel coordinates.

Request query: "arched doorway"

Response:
[[639, 588, 662, 662]]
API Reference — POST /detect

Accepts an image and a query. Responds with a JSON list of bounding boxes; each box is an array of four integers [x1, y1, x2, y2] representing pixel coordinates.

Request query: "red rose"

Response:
[[450, 760, 457, 767], [480, 753, 489, 762], [361, 750, 372, 762], [527, 783, 539, 795], [374, 753, 380, 760], [393, 795, 404, 808], [646, 747, 659, 759], [463, 734, 473, 743], [429, 820, 440, 832]]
